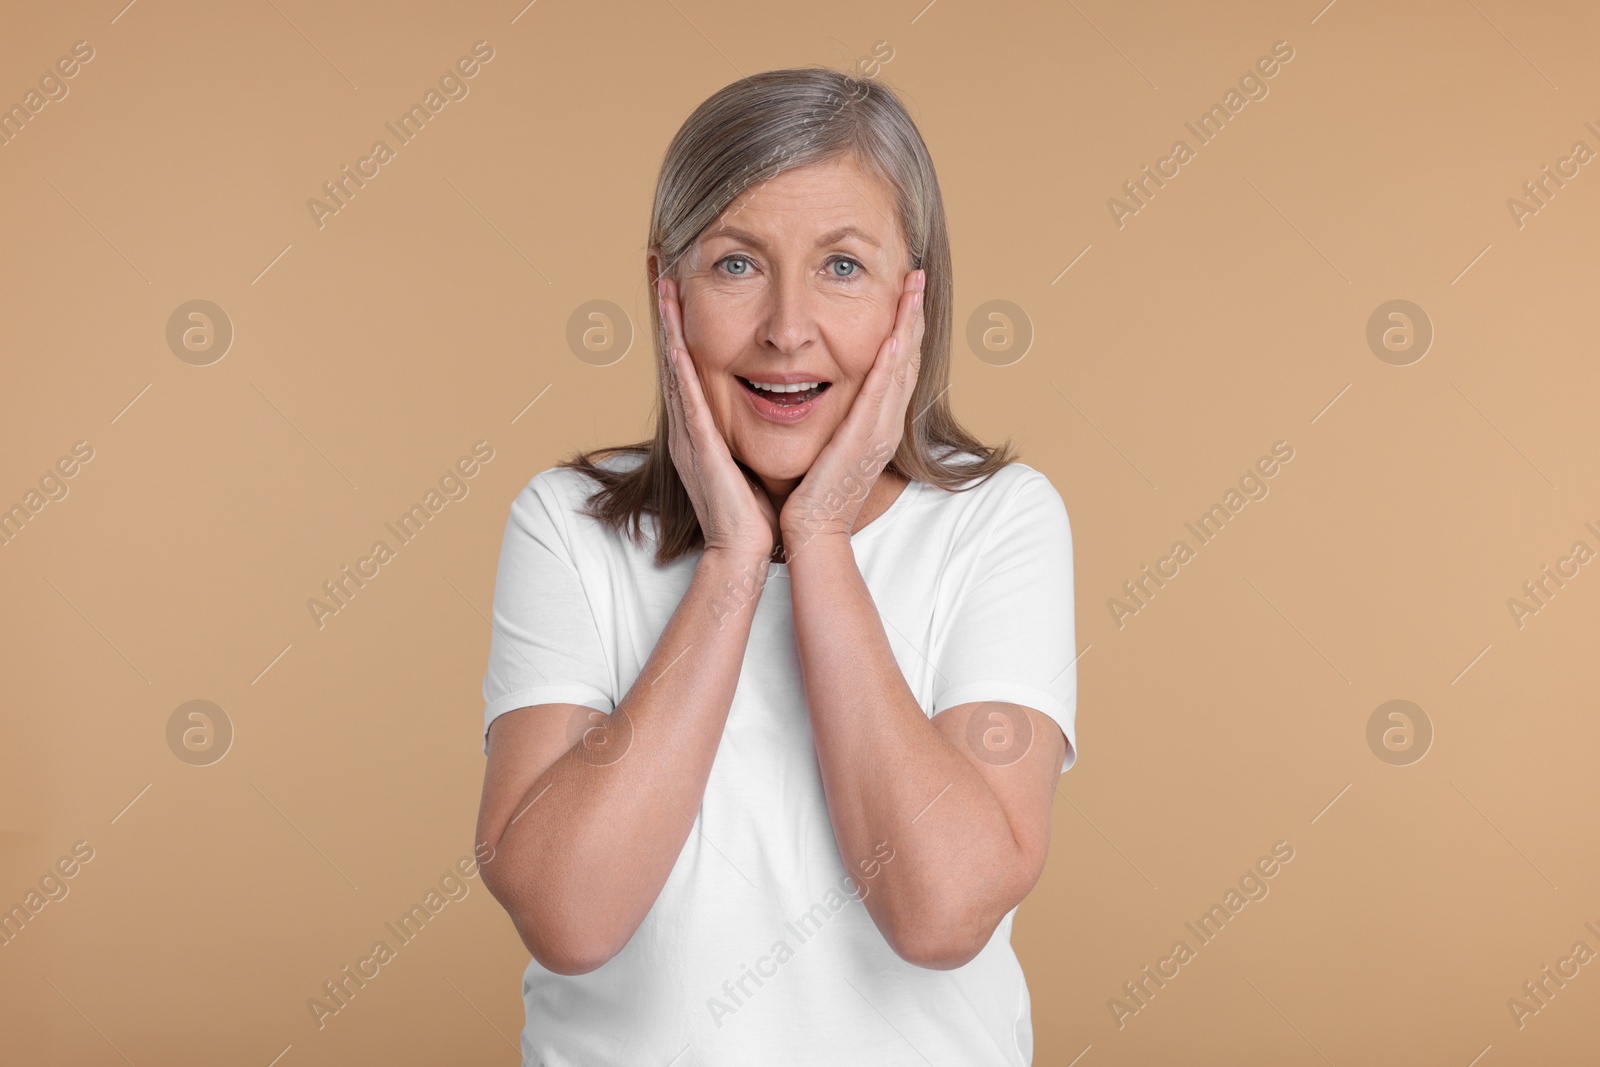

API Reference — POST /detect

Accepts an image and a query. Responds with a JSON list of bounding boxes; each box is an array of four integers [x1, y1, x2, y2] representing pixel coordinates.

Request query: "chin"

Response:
[[739, 439, 822, 484]]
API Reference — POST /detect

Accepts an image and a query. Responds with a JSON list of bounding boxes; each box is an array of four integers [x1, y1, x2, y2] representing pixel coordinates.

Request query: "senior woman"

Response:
[[475, 67, 1078, 1066]]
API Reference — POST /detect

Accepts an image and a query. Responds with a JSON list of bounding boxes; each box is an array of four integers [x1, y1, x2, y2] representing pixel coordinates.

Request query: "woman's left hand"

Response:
[[779, 268, 926, 549]]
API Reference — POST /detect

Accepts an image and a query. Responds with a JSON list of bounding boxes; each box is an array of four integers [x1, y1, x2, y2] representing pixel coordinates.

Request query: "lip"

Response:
[[736, 375, 831, 425]]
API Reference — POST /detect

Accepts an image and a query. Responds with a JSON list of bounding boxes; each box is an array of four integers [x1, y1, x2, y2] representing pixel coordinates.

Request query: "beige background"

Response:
[[2, 0, 1597, 1064]]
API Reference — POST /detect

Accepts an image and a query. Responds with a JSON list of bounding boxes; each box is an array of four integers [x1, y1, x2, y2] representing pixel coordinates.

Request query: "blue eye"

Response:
[[713, 254, 863, 279], [828, 257, 861, 278]]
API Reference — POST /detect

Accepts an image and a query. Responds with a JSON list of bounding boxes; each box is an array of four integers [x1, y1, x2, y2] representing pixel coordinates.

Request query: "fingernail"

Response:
[[912, 291, 922, 312]]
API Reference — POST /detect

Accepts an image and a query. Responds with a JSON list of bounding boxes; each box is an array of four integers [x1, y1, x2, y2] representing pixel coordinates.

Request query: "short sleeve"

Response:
[[481, 473, 615, 756], [931, 470, 1078, 773]]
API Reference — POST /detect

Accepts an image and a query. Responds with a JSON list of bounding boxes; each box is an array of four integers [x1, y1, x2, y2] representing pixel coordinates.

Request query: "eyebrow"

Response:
[[700, 224, 881, 251]]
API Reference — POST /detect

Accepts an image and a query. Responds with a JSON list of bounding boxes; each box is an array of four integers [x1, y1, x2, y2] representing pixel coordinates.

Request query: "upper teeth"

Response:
[[748, 380, 820, 393]]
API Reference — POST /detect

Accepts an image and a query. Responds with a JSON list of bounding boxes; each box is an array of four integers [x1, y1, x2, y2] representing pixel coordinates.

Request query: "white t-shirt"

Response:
[[481, 449, 1077, 1066]]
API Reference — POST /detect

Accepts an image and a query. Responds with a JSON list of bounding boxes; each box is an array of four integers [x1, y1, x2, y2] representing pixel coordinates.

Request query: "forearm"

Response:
[[787, 534, 1031, 967], [488, 547, 771, 972]]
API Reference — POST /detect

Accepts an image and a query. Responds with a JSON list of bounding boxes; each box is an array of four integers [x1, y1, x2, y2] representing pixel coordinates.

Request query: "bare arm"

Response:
[[477, 270, 779, 975], [476, 545, 770, 975], [773, 266, 1066, 969], [787, 535, 1065, 970]]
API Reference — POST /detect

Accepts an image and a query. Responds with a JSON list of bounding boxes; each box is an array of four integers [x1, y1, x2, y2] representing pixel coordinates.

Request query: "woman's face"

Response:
[[666, 154, 912, 489]]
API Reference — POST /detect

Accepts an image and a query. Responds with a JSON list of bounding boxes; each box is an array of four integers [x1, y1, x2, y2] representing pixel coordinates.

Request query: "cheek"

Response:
[[682, 296, 747, 370], [838, 292, 902, 363], [828, 306, 892, 378]]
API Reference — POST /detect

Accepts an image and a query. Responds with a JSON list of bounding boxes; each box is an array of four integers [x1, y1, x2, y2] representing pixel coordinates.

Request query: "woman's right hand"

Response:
[[657, 276, 780, 565]]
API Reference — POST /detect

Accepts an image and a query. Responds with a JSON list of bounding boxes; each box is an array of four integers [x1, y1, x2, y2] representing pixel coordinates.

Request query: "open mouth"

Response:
[[736, 377, 831, 407]]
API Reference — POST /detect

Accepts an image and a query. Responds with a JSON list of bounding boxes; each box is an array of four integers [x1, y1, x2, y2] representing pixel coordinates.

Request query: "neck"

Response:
[[757, 476, 801, 518]]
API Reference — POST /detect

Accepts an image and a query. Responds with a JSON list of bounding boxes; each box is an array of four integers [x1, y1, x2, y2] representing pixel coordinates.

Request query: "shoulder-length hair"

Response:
[[558, 65, 1017, 565]]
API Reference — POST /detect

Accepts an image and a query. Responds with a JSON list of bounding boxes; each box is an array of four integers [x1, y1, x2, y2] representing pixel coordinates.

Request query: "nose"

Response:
[[758, 271, 819, 356]]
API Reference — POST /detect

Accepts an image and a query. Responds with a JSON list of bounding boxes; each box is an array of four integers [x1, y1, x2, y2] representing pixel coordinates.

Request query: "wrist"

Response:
[[780, 528, 854, 568], [780, 515, 853, 545], [700, 544, 776, 576]]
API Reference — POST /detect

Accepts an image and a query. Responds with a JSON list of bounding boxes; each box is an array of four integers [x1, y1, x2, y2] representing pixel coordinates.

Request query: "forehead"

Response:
[[707, 154, 903, 251]]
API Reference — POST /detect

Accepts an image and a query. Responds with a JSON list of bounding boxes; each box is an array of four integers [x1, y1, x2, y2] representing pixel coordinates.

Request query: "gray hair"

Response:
[[560, 66, 1016, 564]]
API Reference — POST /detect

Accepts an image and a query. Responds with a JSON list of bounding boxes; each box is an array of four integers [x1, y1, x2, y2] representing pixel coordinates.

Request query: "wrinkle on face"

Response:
[[672, 153, 911, 492]]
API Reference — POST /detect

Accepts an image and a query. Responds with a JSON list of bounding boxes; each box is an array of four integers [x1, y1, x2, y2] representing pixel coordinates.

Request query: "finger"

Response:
[[843, 270, 923, 462], [893, 269, 926, 389], [656, 281, 671, 377], [661, 284, 705, 438], [657, 281, 682, 394], [661, 277, 691, 370], [657, 280, 691, 452], [670, 345, 721, 453], [855, 270, 923, 419], [673, 348, 713, 445]]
